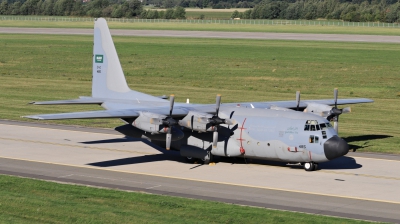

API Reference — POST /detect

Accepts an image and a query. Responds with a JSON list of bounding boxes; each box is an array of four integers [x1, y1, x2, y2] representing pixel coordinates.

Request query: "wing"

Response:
[[29, 97, 103, 105], [224, 98, 373, 109], [23, 109, 140, 120], [23, 104, 215, 120]]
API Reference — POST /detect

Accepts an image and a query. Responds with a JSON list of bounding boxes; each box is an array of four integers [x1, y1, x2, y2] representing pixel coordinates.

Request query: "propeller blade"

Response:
[[190, 115, 194, 132], [342, 107, 351, 113], [229, 111, 235, 119], [334, 119, 339, 133], [166, 132, 172, 150], [212, 128, 218, 148], [216, 94, 221, 116], [296, 91, 300, 111], [169, 94, 175, 117], [334, 88, 338, 108]]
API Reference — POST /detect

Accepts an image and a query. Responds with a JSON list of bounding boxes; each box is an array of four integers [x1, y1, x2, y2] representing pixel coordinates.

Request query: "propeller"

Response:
[[326, 88, 351, 133], [208, 95, 234, 148], [162, 95, 178, 150], [296, 91, 301, 111]]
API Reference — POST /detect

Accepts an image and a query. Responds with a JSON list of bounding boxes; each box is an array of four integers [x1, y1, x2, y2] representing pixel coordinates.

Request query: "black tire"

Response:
[[313, 163, 319, 171], [185, 157, 195, 163], [304, 162, 315, 171], [202, 153, 213, 165]]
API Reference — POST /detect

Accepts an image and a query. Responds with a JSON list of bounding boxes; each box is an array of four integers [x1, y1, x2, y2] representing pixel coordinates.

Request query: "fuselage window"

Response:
[[315, 136, 319, 143]]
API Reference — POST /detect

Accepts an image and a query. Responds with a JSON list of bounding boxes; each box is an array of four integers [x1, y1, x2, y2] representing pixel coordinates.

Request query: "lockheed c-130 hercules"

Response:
[[24, 18, 373, 171]]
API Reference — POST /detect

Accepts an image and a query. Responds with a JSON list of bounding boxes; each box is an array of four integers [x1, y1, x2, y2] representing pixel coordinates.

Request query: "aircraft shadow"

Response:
[[87, 152, 182, 167], [343, 134, 392, 143], [80, 136, 170, 154], [343, 134, 392, 152], [212, 156, 362, 170], [316, 156, 362, 170]]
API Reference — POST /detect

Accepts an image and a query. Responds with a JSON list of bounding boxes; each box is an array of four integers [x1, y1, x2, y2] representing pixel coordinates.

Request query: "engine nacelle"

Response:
[[270, 105, 293, 111], [211, 137, 242, 157], [133, 112, 166, 133], [304, 103, 332, 117], [178, 111, 213, 132]]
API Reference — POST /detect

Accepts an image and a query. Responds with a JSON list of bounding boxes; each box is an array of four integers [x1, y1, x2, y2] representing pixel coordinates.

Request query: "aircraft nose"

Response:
[[324, 136, 349, 160]]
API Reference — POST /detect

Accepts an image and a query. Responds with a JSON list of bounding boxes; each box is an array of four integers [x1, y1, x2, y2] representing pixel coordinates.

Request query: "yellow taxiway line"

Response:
[[0, 155, 399, 205]]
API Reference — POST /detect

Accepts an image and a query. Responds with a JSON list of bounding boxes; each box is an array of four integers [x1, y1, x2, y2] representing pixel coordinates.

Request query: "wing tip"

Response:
[[22, 115, 43, 120]]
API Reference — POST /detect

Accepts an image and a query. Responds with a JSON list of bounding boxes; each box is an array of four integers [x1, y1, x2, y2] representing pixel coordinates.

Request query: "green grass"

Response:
[[185, 10, 232, 19], [1, 18, 400, 35], [0, 34, 399, 154], [0, 174, 374, 223]]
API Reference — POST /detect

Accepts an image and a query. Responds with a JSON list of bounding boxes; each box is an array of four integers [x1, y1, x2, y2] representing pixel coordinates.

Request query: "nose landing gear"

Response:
[[303, 162, 318, 171]]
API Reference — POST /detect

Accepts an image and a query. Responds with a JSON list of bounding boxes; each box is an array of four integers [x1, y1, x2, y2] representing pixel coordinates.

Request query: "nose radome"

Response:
[[324, 136, 349, 160]]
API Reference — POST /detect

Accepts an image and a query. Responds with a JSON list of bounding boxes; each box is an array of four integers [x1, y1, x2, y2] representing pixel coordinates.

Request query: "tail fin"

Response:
[[92, 18, 165, 102]]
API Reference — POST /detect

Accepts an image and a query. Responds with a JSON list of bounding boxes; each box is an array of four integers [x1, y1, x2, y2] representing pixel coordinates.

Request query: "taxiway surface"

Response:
[[0, 120, 399, 223], [1, 27, 400, 43]]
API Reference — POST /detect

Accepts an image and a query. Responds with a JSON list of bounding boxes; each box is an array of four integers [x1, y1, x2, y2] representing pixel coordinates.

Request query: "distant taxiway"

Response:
[[1, 27, 400, 43], [0, 120, 399, 222]]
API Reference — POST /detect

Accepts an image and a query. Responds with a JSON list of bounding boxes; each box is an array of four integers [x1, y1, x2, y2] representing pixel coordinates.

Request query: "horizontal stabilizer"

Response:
[[23, 109, 139, 120], [30, 98, 103, 105]]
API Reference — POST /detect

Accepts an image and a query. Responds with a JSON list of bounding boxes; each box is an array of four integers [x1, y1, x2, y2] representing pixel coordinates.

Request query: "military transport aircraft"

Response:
[[24, 18, 373, 171]]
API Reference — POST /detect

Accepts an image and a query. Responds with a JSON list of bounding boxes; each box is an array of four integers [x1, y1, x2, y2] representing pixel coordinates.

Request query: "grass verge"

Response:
[[1, 18, 400, 35], [0, 174, 373, 223], [0, 34, 399, 153]]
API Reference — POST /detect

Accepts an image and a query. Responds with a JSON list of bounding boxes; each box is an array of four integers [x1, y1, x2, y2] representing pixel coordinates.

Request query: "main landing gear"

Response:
[[303, 162, 318, 171]]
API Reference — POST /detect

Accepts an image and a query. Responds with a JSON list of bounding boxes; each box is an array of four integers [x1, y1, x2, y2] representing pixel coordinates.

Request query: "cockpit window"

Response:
[[320, 123, 326, 130], [304, 120, 320, 131]]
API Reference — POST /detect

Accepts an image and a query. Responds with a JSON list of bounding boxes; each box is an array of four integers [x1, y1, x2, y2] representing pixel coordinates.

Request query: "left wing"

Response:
[[23, 109, 140, 120]]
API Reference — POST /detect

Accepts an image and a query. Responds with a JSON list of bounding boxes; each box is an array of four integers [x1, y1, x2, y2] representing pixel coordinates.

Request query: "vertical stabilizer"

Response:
[[92, 18, 165, 102]]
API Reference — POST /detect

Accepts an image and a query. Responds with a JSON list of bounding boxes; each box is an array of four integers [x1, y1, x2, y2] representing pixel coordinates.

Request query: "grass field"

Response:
[[2, 18, 400, 35], [0, 174, 373, 223], [185, 10, 232, 19], [0, 34, 399, 153]]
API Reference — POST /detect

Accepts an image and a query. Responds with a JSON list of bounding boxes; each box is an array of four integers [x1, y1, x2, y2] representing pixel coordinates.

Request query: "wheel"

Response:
[[185, 156, 195, 163], [304, 162, 315, 171], [314, 163, 319, 171], [201, 152, 213, 165]]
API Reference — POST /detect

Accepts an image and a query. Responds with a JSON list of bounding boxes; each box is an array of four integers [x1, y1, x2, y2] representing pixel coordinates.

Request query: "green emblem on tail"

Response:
[[95, 55, 103, 63]]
